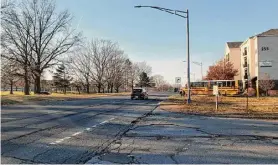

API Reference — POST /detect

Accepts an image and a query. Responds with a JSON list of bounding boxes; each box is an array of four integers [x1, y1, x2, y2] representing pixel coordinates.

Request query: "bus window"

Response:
[[226, 81, 230, 87], [218, 82, 223, 87], [223, 81, 227, 87], [231, 81, 235, 87], [191, 82, 206, 87], [210, 81, 217, 88]]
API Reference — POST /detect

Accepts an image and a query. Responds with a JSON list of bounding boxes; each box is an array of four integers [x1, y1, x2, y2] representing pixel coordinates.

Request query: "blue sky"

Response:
[[55, 0, 278, 84]]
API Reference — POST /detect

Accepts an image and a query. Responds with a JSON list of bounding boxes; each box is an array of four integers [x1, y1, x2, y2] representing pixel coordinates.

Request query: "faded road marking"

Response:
[[50, 117, 115, 145], [72, 131, 82, 136]]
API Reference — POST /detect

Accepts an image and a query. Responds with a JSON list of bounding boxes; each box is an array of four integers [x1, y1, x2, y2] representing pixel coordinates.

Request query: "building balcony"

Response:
[[243, 63, 248, 67], [244, 74, 248, 80]]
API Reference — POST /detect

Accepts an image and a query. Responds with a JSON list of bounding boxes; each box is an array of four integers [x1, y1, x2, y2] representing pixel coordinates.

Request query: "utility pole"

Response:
[[186, 9, 191, 103]]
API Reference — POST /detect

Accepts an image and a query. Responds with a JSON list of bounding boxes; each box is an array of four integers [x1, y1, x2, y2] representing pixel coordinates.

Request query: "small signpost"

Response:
[[174, 77, 182, 93], [175, 77, 181, 84], [213, 85, 219, 110]]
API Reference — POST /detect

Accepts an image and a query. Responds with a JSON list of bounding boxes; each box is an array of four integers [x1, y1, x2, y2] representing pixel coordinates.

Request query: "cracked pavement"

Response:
[[1, 92, 278, 164]]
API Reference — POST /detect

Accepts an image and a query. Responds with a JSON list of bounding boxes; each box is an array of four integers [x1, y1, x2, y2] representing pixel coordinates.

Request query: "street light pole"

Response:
[[135, 5, 191, 103], [186, 9, 191, 103], [200, 62, 203, 80]]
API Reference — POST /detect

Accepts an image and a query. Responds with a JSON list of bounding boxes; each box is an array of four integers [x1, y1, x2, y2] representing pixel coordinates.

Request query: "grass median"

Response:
[[1, 91, 130, 105], [160, 94, 278, 119]]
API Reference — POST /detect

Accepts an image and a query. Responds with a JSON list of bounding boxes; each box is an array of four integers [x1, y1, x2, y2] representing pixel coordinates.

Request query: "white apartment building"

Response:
[[240, 29, 278, 90], [224, 42, 243, 80]]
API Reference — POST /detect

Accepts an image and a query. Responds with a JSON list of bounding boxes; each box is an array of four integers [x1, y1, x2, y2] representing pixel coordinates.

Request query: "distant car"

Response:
[[131, 88, 148, 100], [39, 91, 51, 95]]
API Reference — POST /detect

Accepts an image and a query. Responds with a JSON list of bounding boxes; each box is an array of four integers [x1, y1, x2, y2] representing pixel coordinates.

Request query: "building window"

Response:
[[243, 47, 247, 55], [243, 57, 247, 67], [226, 53, 230, 61], [244, 68, 248, 79]]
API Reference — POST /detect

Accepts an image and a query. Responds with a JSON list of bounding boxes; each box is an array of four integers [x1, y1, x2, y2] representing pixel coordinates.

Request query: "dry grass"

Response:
[[160, 95, 278, 119], [1, 91, 130, 105]]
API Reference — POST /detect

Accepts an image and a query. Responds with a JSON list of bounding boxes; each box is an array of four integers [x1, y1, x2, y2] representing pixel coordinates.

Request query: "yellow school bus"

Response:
[[181, 80, 243, 96]]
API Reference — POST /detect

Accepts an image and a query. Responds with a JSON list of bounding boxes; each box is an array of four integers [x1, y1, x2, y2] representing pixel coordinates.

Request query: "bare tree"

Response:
[[1, 0, 14, 18], [1, 1, 34, 95], [112, 55, 126, 93], [105, 49, 125, 93], [22, 0, 81, 94], [71, 80, 83, 94], [1, 0, 81, 95], [69, 45, 92, 93], [129, 63, 139, 90], [152, 74, 166, 91], [136, 61, 152, 76], [259, 73, 275, 96], [1, 59, 21, 94], [90, 39, 118, 93]]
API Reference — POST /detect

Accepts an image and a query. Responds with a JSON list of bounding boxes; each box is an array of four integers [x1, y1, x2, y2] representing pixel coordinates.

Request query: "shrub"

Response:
[[244, 88, 256, 96], [268, 90, 278, 96]]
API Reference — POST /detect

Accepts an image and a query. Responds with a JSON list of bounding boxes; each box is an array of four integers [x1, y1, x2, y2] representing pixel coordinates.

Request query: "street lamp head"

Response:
[[134, 5, 142, 8]]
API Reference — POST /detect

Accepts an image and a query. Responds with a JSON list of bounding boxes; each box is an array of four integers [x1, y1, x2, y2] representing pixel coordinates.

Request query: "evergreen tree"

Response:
[[53, 64, 72, 94], [138, 72, 151, 87]]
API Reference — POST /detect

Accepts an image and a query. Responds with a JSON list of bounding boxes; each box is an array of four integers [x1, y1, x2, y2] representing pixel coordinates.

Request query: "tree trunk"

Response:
[[131, 79, 134, 90], [10, 81, 14, 94], [97, 84, 101, 93], [102, 88, 104, 93], [77, 87, 81, 94], [64, 86, 67, 94], [85, 77, 90, 94], [34, 75, 41, 94], [16, 86, 18, 91], [110, 83, 113, 93], [24, 66, 30, 95], [107, 84, 110, 93], [86, 83, 90, 94]]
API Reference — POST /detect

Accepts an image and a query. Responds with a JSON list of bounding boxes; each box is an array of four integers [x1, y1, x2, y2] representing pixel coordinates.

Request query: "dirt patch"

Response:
[[160, 95, 278, 120]]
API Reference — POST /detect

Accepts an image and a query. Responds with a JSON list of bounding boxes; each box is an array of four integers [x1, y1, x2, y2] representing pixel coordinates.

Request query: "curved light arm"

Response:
[[134, 5, 188, 19]]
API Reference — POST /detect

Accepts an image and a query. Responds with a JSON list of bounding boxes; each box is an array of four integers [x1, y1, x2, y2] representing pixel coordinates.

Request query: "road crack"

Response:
[[80, 104, 158, 164]]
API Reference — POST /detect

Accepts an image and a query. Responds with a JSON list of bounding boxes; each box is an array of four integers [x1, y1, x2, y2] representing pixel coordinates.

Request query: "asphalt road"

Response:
[[1, 92, 278, 164]]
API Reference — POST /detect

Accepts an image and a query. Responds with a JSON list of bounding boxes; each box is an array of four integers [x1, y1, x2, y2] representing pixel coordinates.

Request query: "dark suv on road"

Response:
[[131, 88, 148, 100]]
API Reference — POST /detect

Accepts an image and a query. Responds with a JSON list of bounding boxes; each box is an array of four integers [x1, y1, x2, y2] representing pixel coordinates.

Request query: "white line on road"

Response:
[[99, 121, 108, 125], [49, 117, 115, 145], [72, 131, 82, 136]]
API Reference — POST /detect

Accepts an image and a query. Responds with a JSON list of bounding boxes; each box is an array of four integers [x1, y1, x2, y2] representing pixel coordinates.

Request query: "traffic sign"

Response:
[[175, 77, 181, 84], [213, 85, 218, 95]]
